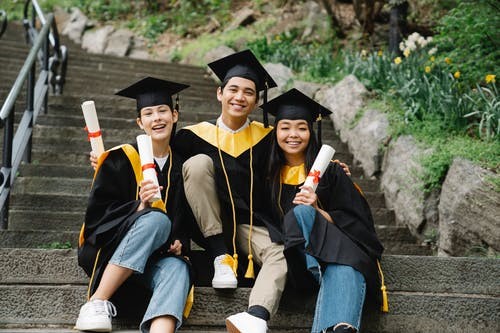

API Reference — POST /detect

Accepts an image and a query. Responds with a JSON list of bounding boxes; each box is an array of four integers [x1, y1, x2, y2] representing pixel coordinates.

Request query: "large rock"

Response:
[[104, 28, 134, 57], [381, 135, 439, 237], [438, 158, 500, 256], [81, 25, 114, 54], [345, 108, 389, 177], [61, 8, 89, 44], [318, 75, 368, 142]]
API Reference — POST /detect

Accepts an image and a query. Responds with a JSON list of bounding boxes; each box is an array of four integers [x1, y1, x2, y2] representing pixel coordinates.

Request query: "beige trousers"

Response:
[[182, 154, 287, 316]]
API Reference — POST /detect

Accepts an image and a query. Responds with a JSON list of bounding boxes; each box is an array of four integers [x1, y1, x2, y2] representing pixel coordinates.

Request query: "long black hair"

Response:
[[267, 120, 320, 217]]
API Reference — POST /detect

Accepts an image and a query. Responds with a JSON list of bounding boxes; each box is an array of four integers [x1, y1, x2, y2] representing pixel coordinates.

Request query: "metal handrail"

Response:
[[0, 10, 7, 39], [0, 13, 57, 229], [23, 0, 68, 94]]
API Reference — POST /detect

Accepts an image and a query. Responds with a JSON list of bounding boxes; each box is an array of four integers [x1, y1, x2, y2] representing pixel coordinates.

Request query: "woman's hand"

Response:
[[294, 185, 334, 223], [89, 151, 98, 170], [137, 179, 162, 211], [168, 239, 182, 255], [293, 185, 318, 207], [334, 159, 351, 177]]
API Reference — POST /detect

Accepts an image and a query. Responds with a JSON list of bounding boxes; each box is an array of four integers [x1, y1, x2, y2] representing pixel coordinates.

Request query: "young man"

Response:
[[174, 50, 285, 333]]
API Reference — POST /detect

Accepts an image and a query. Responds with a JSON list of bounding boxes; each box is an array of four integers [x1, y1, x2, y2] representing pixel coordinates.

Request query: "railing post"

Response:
[[0, 107, 14, 229], [23, 50, 36, 164], [43, 26, 49, 114]]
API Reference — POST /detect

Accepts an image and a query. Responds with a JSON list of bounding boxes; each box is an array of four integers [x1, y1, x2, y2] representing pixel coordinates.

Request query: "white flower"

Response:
[[406, 40, 417, 51], [428, 47, 438, 55], [418, 36, 427, 47], [399, 41, 405, 51]]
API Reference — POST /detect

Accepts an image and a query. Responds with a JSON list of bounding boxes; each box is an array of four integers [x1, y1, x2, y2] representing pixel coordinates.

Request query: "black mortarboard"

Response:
[[261, 88, 332, 145], [115, 76, 190, 115], [207, 49, 277, 127]]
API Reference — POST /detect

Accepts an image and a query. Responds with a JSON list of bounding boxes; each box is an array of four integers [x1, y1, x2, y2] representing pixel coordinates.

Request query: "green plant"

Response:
[[433, 0, 500, 86], [464, 83, 499, 140], [248, 30, 344, 83]]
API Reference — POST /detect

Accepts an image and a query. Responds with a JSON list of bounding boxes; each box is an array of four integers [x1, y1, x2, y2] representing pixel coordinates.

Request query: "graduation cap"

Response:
[[115, 76, 190, 116], [261, 88, 332, 145], [207, 49, 277, 127]]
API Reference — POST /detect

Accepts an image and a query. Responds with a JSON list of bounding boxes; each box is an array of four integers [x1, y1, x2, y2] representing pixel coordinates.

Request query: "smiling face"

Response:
[[276, 119, 311, 166], [136, 104, 178, 144], [217, 76, 257, 129]]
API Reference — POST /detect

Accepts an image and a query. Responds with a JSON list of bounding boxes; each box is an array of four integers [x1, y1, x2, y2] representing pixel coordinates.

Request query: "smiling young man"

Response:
[[174, 50, 286, 333]]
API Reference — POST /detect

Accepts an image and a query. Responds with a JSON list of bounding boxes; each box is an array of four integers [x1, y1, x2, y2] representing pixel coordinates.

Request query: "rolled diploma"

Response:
[[301, 144, 335, 193], [136, 134, 162, 202], [81, 101, 105, 156]]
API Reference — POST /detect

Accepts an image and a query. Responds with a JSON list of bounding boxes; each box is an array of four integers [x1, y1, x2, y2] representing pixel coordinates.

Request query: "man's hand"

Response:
[[168, 239, 182, 255]]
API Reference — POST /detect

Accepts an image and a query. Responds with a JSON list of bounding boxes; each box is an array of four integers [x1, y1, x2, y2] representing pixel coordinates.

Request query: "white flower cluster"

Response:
[[399, 32, 434, 57]]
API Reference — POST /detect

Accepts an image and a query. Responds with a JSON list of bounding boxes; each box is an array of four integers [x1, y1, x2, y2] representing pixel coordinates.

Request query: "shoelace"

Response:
[[92, 300, 117, 317], [217, 255, 236, 276]]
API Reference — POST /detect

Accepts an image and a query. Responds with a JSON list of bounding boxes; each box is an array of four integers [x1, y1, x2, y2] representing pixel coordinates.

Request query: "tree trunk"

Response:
[[388, 1, 408, 54], [319, 0, 346, 38]]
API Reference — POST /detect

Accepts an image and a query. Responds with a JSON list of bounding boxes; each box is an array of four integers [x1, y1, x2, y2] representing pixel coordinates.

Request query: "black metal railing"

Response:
[[23, 0, 68, 94], [0, 1, 68, 229], [0, 10, 7, 39]]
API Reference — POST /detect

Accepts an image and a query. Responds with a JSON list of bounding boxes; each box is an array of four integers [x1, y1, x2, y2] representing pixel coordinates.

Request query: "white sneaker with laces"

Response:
[[74, 299, 117, 332], [226, 312, 268, 333], [212, 254, 238, 289]]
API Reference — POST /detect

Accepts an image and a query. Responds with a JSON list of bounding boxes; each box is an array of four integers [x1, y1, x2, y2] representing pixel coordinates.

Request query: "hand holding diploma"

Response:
[[137, 134, 162, 203], [294, 144, 335, 223], [301, 144, 335, 193], [81, 101, 105, 157]]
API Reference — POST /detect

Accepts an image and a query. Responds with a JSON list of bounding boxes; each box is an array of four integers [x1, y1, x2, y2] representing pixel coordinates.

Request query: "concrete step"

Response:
[[0, 249, 498, 332], [0, 222, 418, 253]]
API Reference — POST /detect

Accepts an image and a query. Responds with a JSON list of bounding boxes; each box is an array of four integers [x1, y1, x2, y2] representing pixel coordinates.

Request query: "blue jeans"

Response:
[[293, 205, 366, 332], [109, 211, 190, 333]]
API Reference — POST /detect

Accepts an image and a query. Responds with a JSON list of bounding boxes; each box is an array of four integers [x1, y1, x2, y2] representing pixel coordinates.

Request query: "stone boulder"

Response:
[[81, 25, 114, 54], [345, 108, 389, 177], [319, 75, 367, 142], [438, 158, 500, 256], [61, 7, 89, 44], [381, 135, 439, 237], [104, 28, 134, 57]]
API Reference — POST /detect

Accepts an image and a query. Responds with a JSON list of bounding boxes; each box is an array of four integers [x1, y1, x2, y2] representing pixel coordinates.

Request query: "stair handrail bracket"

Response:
[[23, 0, 68, 95], [0, 12, 61, 230], [0, 10, 7, 39]]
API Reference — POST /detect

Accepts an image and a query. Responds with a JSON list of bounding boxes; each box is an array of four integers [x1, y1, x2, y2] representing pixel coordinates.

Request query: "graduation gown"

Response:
[[280, 162, 384, 304], [174, 120, 281, 244], [78, 143, 195, 301]]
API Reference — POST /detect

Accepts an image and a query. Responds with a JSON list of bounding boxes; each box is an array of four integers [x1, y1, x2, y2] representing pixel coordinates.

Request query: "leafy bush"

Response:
[[433, 0, 500, 86], [248, 30, 344, 83]]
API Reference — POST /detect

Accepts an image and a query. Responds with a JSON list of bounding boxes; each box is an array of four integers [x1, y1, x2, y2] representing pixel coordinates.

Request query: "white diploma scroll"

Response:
[[301, 144, 336, 193], [81, 101, 105, 157], [136, 134, 162, 202]]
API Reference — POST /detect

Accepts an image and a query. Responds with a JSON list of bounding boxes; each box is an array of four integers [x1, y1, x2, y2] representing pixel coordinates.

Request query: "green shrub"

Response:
[[433, 0, 500, 86], [248, 30, 344, 83]]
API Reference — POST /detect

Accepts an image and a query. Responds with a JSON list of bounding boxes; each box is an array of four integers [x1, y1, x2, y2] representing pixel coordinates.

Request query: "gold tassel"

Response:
[[244, 254, 255, 279], [182, 286, 194, 318], [380, 285, 389, 313], [232, 253, 238, 277], [377, 260, 389, 313]]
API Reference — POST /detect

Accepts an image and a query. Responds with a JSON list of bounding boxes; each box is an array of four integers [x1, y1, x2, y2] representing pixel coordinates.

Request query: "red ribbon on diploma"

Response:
[[142, 163, 156, 171], [84, 126, 102, 141], [308, 170, 321, 184]]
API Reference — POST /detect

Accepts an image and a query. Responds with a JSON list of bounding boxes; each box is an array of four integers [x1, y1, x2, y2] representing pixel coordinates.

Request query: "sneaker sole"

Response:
[[212, 281, 237, 289], [74, 322, 112, 332], [225, 319, 242, 333]]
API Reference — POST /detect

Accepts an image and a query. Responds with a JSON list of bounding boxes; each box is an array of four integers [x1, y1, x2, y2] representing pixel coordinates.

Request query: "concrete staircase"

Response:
[[0, 22, 499, 333]]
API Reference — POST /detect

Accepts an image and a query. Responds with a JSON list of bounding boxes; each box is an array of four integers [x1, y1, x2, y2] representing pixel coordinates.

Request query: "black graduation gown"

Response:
[[281, 162, 384, 304], [174, 120, 281, 244], [77, 143, 195, 306]]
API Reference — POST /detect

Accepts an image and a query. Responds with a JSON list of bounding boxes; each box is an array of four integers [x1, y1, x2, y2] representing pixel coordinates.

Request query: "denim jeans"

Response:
[[109, 211, 190, 333], [293, 205, 366, 332]]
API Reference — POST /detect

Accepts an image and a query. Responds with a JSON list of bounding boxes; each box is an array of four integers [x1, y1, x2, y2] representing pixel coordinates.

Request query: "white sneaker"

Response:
[[212, 254, 238, 289], [74, 299, 117, 332], [226, 312, 268, 333]]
